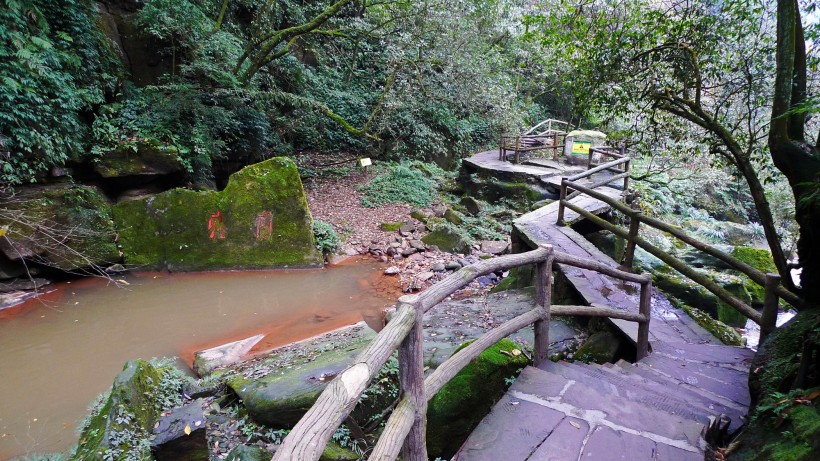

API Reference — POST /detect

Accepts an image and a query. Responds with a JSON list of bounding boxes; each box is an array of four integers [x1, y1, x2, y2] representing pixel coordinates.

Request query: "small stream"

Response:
[[0, 258, 397, 459]]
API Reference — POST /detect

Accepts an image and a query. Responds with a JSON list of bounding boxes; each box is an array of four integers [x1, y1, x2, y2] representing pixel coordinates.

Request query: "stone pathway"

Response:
[[453, 152, 755, 460]]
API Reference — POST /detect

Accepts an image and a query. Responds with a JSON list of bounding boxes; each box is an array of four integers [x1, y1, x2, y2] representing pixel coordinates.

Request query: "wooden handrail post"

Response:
[[397, 295, 428, 461], [622, 212, 641, 270], [636, 279, 652, 360], [760, 273, 780, 345], [534, 245, 554, 365], [552, 132, 559, 161], [586, 147, 593, 170], [556, 178, 568, 225], [514, 136, 521, 164], [622, 155, 630, 201], [499, 136, 504, 161]]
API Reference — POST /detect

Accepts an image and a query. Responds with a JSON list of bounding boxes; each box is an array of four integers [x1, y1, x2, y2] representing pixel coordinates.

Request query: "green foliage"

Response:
[[0, 0, 120, 185], [312, 219, 341, 257], [359, 162, 440, 208]]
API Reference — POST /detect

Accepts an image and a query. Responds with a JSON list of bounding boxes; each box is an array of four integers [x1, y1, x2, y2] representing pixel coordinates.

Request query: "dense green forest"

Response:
[[2, 0, 818, 296], [1, 0, 819, 459]]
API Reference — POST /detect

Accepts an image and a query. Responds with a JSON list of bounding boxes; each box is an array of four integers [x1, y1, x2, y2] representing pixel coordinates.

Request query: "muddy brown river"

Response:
[[0, 258, 397, 459]]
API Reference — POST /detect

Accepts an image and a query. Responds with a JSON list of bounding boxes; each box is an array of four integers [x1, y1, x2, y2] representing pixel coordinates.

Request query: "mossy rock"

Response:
[[732, 246, 777, 274], [95, 140, 183, 178], [227, 326, 376, 427], [71, 360, 163, 461], [573, 331, 623, 364], [379, 222, 404, 232], [735, 308, 820, 460], [410, 210, 429, 223], [459, 196, 484, 215], [0, 183, 119, 271], [443, 208, 463, 225], [651, 270, 717, 312], [113, 157, 322, 271], [681, 304, 743, 346], [490, 265, 535, 293], [717, 281, 753, 327], [226, 445, 269, 461], [421, 225, 471, 254], [320, 442, 359, 461], [426, 338, 530, 459]]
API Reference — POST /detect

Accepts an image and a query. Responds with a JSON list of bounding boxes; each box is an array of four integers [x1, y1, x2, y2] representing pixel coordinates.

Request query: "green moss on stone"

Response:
[[734, 308, 820, 460], [95, 140, 183, 178], [732, 246, 777, 274], [113, 157, 322, 271], [320, 442, 359, 461], [0, 183, 119, 271], [443, 208, 463, 225], [379, 222, 404, 231], [573, 331, 623, 364], [426, 338, 530, 459], [421, 225, 471, 254], [491, 266, 536, 293], [410, 210, 428, 223], [681, 304, 743, 346], [71, 360, 163, 461]]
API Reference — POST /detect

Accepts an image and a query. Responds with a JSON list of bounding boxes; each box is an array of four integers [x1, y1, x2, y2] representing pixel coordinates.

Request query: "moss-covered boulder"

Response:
[[0, 183, 119, 271], [113, 157, 322, 271], [426, 338, 530, 459], [681, 304, 743, 346], [422, 225, 471, 254], [227, 324, 376, 427], [573, 330, 623, 364], [226, 445, 269, 461], [732, 246, 777, 274], [95, 140, 184, 178], [71, 360, 164, 461], [320, 442, 359, 461], [735, 308, 820, 460]]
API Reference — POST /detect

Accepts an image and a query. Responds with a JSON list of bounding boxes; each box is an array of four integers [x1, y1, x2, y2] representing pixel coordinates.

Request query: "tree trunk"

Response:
[[769, 0, 820, 306]]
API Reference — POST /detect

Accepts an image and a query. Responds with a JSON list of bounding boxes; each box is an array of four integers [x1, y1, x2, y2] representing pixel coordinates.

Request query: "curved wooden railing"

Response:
[[499, 119, 574, 164], [271, 245, 652, 461], [523, 118, 574, 136], [555, 159, 802, 342]]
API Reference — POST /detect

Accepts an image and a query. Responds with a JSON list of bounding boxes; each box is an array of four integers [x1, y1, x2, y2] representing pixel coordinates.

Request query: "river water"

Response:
[[0, 258, 397, 459]]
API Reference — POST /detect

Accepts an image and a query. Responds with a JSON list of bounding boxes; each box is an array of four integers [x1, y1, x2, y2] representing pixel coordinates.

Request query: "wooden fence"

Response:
[[499, 133, 567, 163], [556, 160, 802, 342], [271, 244, 652, 461]]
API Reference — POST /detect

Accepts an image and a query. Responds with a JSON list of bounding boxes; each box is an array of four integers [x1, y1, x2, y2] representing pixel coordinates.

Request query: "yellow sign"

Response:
[[571, 141, 591, 155]]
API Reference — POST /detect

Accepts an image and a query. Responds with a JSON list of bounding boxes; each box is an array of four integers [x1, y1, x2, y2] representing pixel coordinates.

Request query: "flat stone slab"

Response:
[[193, 334, 265, 377], [422, 289, 582, 368]]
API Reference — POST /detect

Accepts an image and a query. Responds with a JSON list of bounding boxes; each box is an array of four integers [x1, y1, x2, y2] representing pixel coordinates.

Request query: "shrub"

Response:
[[313, 219, 341, 257], [359, 162, 439, 208]]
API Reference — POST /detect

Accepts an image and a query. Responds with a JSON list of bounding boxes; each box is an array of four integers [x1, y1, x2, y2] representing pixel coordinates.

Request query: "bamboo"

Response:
[[562, 201, 763, 324], [534, 246, 554, 365], [760, 273, 780, 344]]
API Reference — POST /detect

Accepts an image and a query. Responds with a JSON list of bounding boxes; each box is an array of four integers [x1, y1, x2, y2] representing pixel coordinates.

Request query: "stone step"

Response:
[[638, 354, 750, 406], [538, 361, 711, 425], [651, 341, 755, 369], [612, 360, 749, 419], [512, 366, 705, 449], [597, 360, 747, 432], [455, 366, 704, 461]]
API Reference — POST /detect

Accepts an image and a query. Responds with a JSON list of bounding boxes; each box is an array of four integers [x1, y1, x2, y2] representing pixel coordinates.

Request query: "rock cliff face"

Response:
[[113, 157, 322, 271]]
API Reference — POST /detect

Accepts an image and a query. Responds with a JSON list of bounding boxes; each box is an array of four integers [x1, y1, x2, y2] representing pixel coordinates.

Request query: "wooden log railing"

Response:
[[499, 133, 567, 163], [271, 244, 653, 461], [523, 118, 574, 136], [556, 172, 801, 335]]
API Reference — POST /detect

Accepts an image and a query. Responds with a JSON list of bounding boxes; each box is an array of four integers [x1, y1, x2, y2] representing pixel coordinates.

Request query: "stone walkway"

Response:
[[452, 153, 754, 460]]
